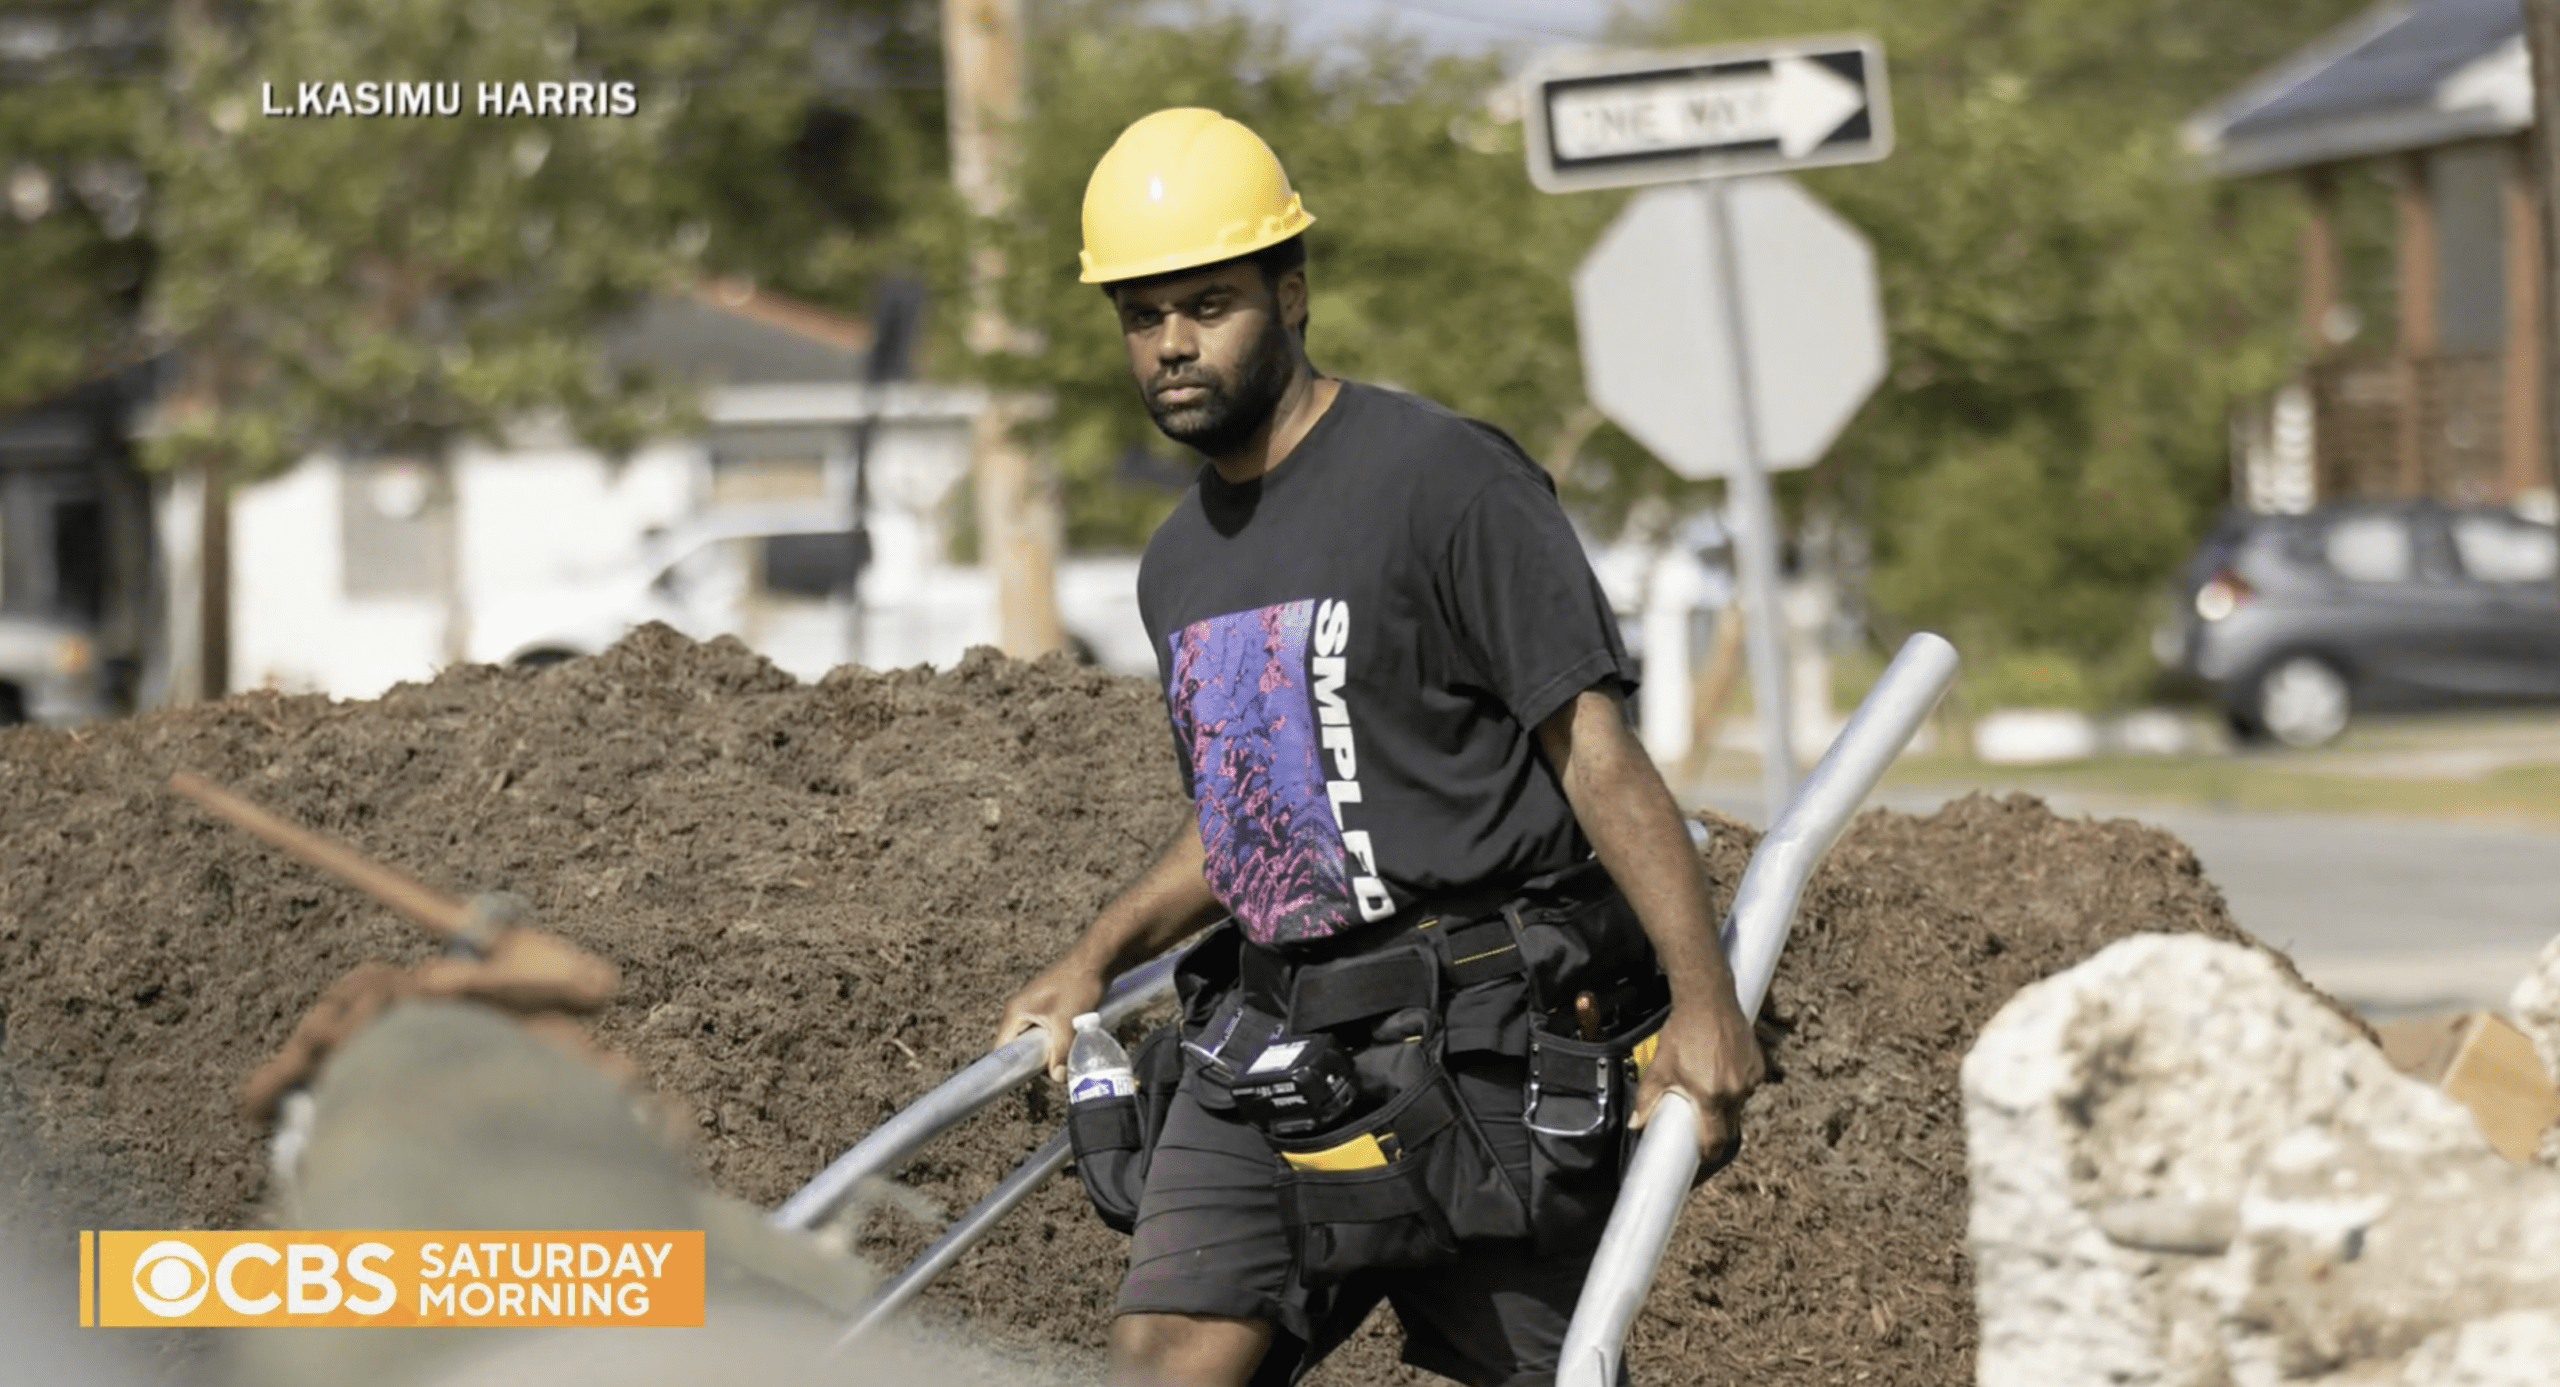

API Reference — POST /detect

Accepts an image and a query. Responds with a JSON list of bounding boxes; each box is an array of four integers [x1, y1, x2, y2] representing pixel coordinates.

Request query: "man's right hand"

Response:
[[995, 957, 1109, 1082]]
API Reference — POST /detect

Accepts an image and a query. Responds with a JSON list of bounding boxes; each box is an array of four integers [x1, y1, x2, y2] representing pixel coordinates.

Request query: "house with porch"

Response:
[[2186, 0, 2557, 514]]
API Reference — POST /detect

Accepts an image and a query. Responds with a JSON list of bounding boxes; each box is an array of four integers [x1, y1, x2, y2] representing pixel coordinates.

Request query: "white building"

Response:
[[154, 282, 1149, 701]]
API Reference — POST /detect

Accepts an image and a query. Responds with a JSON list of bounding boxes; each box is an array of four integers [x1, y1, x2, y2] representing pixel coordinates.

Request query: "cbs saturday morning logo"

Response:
[[80, 1230, 704, 1329]]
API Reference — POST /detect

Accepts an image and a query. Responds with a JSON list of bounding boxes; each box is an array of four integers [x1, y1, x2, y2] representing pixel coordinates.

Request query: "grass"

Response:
[[1686, 709, 2560, 829], [1880, 747, 2560, 827]]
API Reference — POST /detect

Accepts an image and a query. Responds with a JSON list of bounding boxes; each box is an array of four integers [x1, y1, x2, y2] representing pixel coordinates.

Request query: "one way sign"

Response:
[[1523, 36, 1892, 193]]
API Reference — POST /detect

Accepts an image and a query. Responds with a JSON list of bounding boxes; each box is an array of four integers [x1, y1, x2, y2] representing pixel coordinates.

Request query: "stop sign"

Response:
[[1573, 176, 1884, 478]]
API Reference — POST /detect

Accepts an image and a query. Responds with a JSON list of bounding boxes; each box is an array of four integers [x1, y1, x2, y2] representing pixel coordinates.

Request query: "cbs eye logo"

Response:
[[130, 1241, 211, 1318]]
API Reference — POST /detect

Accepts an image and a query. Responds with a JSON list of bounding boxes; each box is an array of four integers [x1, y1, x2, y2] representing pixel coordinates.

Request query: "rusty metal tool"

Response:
[[168, 770, 516, 954]]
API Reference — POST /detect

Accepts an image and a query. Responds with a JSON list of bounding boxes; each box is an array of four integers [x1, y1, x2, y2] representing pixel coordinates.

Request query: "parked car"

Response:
[[2156, 501, 2560, 747], [0, 613, 109, 727], [468, 503, 1154, 680]]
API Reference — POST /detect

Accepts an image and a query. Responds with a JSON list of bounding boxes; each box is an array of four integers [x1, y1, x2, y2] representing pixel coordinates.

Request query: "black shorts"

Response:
[[1115, 1057, 1619, 1387]]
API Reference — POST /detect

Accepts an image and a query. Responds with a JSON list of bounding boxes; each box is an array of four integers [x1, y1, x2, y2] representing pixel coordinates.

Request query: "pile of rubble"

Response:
[[1966, 933, 2560, 1385]]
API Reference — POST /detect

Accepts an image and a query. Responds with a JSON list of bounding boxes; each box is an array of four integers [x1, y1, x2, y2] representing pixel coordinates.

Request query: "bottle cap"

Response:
[[1072, 1012, 1103, 1030]]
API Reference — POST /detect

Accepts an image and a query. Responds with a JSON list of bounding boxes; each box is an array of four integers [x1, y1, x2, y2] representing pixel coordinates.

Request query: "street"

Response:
[[1690, 781, 2560, 1018]]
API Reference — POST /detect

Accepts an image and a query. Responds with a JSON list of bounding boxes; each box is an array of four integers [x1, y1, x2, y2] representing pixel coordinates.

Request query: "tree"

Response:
[[1648, 0, 2376, 700], [0, 3, 160, 409], [0, 0, 953, 697], [1, 2, 953, 419], [960, 0, 2383, 703], [961, 0, 1627, 550]]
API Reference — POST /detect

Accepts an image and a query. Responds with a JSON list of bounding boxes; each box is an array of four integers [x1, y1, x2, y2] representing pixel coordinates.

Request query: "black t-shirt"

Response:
[[1138, 380, 1637, 950]]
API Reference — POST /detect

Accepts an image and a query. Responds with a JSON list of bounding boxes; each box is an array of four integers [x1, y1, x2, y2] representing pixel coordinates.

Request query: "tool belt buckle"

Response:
[[1523, 1052, 1614, 1138], [1181, 1007, 1247, 1079]]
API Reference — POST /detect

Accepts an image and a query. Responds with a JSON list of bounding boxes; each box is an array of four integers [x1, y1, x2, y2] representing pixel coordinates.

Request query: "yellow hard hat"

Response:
[[1078, 108, 1315, 285]]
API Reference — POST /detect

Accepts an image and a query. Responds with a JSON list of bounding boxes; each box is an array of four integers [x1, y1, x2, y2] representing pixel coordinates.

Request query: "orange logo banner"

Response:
[[80, 1230, 706, 1328]]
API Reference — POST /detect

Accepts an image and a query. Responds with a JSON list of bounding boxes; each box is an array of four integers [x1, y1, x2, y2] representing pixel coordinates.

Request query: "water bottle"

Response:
[[1066, 1012, 1135, 1104]]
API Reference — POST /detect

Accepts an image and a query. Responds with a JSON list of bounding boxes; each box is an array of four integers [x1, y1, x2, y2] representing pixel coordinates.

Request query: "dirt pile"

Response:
[[0, 626, 2285, 1384]]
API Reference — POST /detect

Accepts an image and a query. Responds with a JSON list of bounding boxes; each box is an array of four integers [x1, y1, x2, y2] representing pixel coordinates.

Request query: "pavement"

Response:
[[1687, 779, 2560, 1021]]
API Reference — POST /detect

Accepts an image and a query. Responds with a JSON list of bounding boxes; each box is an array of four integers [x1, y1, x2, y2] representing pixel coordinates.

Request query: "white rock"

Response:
[[1963, 934, 2490, 1387], [2397, 1311, 2560, 1386], [2508, 934, 2560, 1091], [2514, 936, 2560, 1169], [2219, 1122, 2560, 1387]]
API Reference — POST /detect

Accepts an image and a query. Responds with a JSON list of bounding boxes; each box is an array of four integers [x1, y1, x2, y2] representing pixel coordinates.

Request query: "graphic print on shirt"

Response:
[[1168, 599, 1393, 945]]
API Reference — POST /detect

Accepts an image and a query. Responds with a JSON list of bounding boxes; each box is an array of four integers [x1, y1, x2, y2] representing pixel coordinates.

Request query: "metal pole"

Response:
[[771, 949, 1181, 1232], [2526, 0, 2560, 611], [1718, 631, 1958, 1016], [847, 413, 874, 669], [943, 0, 1065, 657], [1555, 632, 1958, 1387], [1705, 177, 1799, 820], [829, 1127, 1075, 1352]]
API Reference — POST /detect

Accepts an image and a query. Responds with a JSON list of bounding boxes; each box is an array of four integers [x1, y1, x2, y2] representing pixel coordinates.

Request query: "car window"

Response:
[[2320, 514, 2414, 583], [2449, 514, 2559, 585], [761, 531, 868, 600], [2273, 524, 2334, 578]]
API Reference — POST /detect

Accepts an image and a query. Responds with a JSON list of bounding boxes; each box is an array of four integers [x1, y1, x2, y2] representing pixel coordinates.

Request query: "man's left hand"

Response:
[[1628, 995, 1763, 1174]]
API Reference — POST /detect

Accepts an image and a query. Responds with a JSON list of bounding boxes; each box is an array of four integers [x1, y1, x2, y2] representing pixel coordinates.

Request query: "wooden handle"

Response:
[[169, 770, 473, 940]]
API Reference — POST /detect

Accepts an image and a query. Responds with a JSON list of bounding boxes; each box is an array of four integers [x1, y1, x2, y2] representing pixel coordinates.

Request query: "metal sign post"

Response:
[[1569, 175, 1885, 814], [1703, 177, 1796, 812], [1544, 36, 1891, 819], [1533, 36, 1903, 1382]]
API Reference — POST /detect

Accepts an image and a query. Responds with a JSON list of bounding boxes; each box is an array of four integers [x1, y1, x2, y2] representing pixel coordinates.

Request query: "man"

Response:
[[995, 108, 1762, 1387]]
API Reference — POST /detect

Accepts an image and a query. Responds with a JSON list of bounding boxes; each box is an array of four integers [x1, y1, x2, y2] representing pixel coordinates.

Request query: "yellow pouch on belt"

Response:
[[1280, 1132, 1391, 1172]]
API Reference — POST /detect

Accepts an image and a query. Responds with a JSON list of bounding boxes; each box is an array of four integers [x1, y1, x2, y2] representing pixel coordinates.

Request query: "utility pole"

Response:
[[169, 0, 230, 703], [941, 0, 1064, 657], [2530, 2, 2560, 611]]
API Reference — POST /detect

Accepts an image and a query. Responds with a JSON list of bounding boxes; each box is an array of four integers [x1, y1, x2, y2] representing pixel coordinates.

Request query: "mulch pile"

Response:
[[0, 625, 2297, 1384]]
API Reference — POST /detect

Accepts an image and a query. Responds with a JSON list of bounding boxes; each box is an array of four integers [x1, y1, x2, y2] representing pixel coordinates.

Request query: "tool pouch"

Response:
[[1496, 859, 1679, 1253], [1066, 1021, 1185, 1235], [1502, 859, 1655, 1028], [1263, 946, 1528, 1284], [1520, 996, 1671, 1255]]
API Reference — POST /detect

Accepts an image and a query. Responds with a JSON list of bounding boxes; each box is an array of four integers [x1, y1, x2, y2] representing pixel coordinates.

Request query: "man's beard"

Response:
[[1142, 315, 1296, 458]]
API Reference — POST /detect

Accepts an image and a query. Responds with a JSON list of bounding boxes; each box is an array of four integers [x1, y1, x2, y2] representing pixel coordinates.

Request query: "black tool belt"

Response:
[[1068, 858, 1671, 1273]]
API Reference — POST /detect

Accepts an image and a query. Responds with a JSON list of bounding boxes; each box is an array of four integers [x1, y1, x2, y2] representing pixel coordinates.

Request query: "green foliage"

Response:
[[624, 0, 952, 308], [966, 0, 2377, 701], [147, 0, 892, 475], [1954, 647, 2103, 713], [1, 0, 949, 476], [1654, 0, 2373, 698], [968, 0, 1626, 549], [0, 0, 2401, 703], [0, 4, 159, 407]]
